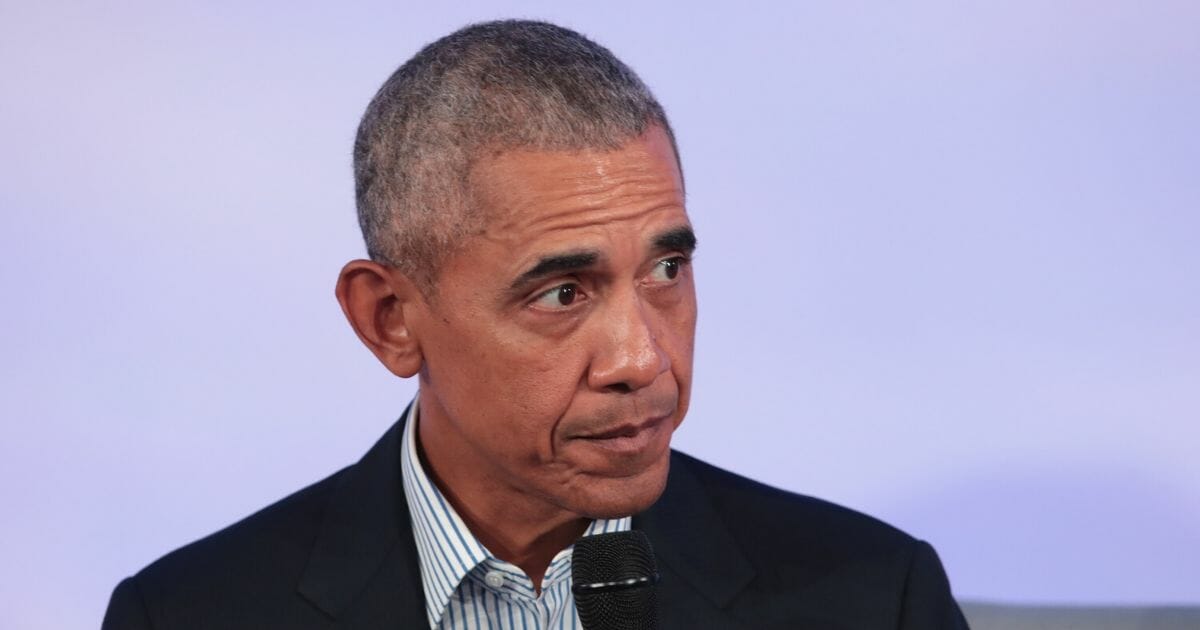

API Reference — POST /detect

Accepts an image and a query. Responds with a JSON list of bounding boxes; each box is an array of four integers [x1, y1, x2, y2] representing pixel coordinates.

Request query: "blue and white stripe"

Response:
[[400, 401, 632, 629]]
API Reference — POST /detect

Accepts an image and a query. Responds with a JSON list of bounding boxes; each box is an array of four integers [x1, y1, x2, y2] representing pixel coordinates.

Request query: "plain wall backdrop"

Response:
[[2, 2, 1198, 628]]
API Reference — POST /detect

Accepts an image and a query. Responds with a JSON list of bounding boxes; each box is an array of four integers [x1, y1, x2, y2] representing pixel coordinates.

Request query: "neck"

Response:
[[415, 398, 589, 590]]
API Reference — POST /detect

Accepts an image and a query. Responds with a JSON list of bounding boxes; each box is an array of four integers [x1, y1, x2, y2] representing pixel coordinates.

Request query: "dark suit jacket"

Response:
[[103, 417, 968, 629]]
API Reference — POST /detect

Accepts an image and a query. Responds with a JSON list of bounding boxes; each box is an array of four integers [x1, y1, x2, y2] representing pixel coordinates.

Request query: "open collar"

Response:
[[399, 400, 632, 627]]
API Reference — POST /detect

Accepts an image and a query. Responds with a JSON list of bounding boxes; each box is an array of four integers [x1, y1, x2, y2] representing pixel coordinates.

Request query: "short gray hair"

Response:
[[353, 19, 679, 292]]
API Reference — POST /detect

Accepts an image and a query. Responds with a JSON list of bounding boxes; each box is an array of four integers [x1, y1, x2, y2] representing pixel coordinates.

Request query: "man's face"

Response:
[[412, 125, 696, 520]]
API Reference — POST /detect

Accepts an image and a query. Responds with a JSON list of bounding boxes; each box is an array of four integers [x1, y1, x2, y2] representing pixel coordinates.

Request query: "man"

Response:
[[103, 20, 967, 629]]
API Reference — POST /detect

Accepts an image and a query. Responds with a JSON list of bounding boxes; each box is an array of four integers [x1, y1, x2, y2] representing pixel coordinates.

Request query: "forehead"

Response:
[[467, 126, 686, 252]]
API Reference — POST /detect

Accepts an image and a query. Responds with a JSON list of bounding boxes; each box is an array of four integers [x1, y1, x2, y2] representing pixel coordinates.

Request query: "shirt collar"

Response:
[[399, 399, 631, 628]]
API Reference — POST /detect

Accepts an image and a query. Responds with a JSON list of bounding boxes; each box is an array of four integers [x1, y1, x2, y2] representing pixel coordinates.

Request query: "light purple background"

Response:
[[3, 2, 1198, 628]]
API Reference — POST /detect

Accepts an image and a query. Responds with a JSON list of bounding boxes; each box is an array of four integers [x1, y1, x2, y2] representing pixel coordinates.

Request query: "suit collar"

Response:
[[296, 409, 427, 627], [635, 451, 757, 610]]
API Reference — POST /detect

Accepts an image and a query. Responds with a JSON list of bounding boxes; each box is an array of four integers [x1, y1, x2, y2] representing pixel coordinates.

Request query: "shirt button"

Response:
[[484, 570, 505, 589]]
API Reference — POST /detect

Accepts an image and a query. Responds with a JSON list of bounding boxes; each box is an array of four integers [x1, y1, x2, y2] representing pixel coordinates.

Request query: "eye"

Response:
[[648, 256, 688, 283], [531, 283, 584, 310]]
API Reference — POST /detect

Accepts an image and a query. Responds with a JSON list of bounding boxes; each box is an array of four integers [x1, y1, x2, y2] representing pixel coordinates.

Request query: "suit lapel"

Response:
[[296, 413, 428, 629], [635, 451, 758, 630]]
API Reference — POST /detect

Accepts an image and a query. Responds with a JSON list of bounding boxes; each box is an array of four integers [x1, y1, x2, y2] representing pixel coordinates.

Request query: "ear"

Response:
[[335, 259, 425, 378]]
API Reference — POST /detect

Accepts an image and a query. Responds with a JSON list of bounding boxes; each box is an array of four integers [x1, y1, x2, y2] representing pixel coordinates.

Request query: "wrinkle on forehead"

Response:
[[485, 199, 686, 244], [468, 127, 685, 237]]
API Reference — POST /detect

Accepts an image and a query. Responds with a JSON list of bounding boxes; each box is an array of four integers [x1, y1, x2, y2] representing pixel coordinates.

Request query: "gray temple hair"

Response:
[[352, 19, 680, 293]]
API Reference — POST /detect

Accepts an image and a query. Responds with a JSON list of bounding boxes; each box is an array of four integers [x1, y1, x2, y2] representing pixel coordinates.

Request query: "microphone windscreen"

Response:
[[571, 530, 659, 630]]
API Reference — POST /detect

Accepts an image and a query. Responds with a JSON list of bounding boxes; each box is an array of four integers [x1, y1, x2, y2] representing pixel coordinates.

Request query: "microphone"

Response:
[[571, 530, 660, 630]]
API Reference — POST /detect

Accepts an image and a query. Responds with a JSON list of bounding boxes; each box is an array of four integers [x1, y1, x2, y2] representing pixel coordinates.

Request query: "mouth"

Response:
[[573, 414, 672, 455]]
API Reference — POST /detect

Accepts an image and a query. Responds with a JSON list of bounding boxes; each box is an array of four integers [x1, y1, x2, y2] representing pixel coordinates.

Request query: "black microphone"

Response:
[[571, 530, 660, 630]]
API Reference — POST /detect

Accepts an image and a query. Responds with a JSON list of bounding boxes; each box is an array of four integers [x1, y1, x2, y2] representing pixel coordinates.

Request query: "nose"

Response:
[[587, 290, 670, 393]]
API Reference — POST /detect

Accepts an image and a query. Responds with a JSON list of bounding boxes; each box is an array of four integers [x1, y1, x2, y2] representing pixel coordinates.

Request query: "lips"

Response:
[[572, 414, 672, 458], [583, 420, 653, 440], [578, 413, 668, 439]]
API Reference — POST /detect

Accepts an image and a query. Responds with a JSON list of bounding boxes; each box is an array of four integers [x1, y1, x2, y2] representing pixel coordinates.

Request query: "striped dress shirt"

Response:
[[400, 401, 632, 630]]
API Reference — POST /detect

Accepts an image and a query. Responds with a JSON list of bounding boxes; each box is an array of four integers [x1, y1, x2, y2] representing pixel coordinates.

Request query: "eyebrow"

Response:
[[509, 251, 599, 290], [654, 225, 698, 255]]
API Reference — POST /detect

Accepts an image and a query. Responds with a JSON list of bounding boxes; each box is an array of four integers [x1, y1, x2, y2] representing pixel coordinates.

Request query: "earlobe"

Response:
[[335, 260, 425, 378]]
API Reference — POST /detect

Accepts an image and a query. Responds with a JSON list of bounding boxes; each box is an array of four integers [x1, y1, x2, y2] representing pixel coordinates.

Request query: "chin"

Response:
[[571, 454, 672, 519]]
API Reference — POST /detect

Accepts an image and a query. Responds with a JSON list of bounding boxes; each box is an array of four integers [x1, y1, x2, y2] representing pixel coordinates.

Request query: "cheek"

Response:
[[660, 288, 698, 361], [455, 329, 591, 445], [501, 341, 590, 418], [662, 290, 698, 416]]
